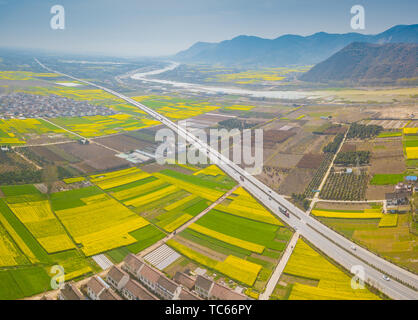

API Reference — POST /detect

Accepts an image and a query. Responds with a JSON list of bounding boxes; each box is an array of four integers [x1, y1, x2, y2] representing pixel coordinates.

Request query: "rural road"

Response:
[[36, 59, 418, 300], [40, 117, 123, 154], [259, 232, 300, 300], [308, 130, 347, 212]]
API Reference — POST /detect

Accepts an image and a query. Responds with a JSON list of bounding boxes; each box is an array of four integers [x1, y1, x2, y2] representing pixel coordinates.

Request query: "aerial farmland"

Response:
[[0, 4, 417, 306]]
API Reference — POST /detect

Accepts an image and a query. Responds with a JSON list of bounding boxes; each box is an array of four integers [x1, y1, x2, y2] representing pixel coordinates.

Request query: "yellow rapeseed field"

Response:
[[406, 147, 418, 159], [112, 179, 166, 201], [163, 214, 193, 232], [284, 240, 379, 300], [153, 172, 224, 202], [0, 118, 66, 144], [216, 255, 262, 286], [131, 96, 220, 121], [164, 194, 197, 211], [63, 177, 85, 184], [193, 165, 225, 177], [8, 200, 75, 253], [167, 240, 262, 286], [378, 214, 398, 227], [55, 194, 149, 256], [0, 211, 38, 263], [311, 209, 383, 219], [224, 105, 255, 111], [216, 188, 282, 226], [124, 185, 179, 208], [0, 71, 59, 81], [90, 167, 151, 190], [403, 128, 418, 134], [188, 223, 265, 253], [0, 227, 22, 267], [64, 266, 93, 281]]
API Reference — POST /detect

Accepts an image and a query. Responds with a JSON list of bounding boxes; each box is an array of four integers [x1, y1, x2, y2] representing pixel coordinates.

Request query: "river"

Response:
[[130, 62, 322, 100]]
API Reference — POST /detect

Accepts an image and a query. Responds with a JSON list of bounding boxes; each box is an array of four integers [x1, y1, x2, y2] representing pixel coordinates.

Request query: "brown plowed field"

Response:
[[296, 153, 325, 169]]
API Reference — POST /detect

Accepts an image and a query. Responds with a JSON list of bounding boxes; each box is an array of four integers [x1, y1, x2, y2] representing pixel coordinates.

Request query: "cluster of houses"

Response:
[[385, 176, 417, 212], [0, 92, 117, 119], [56, 253, 249, 301], [120, 253, 248, 300]]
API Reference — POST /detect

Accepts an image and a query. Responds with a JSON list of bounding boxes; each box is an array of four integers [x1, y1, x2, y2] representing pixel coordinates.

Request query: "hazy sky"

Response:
[[0, 0, 416, 57]]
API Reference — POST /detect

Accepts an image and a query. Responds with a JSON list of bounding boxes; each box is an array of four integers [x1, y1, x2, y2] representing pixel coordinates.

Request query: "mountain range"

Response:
[[173, 24, 418, 67], [300, 42, 418, 83]]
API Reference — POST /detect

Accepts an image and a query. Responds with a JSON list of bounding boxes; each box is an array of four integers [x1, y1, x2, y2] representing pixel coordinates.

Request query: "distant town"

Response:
[[0, 92, 117, 119]]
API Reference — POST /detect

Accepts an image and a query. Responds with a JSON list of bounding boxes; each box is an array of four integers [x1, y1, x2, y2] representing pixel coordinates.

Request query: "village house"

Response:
[[97, 288, 122, 300], [193, 275, 249, 300], [178, 288, 201, 300], [121, 278, 158, 300], [394, 182, 412, 194], [156, 276, 182, 300], [386, 192, 410, 207], [106, 266, 129, 291], [122, 253, 144, 278], [58, 282, 84, 300], [123, 254, 201, 300], [173, 271, 196, 291], [86, 276, 108, 300], [137, 263, 161, 292], [209, 282, 248, 300], [194, 275, 214, 299], [85, 276, 120, 300]]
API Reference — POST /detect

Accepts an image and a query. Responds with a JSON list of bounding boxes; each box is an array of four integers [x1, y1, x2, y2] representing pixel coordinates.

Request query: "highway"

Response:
[[35, 59, 418, 300]]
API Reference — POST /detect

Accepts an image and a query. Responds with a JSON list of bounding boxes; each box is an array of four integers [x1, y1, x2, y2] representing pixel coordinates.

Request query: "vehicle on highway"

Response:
[[240, 175, 245, 182], [278, 206, 290, 218], [351, 245, 357, 251], [383, 275, 390, 281]]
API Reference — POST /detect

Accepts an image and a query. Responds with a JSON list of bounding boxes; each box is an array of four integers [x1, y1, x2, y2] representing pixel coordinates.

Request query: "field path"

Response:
[[14, 149, 42, 170], [40, 117, 123, 154], [138, 184, 240, 257], [308, 129, 348, 212], [311, 199, 385, 203], [259, 232, 299, 300]]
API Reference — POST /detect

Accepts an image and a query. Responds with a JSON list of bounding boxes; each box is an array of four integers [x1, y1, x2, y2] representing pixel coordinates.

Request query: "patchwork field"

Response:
[[312, 208, 383, 219], [18, 86, 119, 102], [0, 71, 59, 81], [95, 166, 233, 233], [132, 95, 219, 120], [167, 239, 262, 286], [317, 213, 417, 271], [0, 185, 104, 299], [168, 187, 292, 293], [272, 239, 379, 300], [52, 187, 149, 256], [90, 167, 151, 190], [0, 221, 26, 267], [0, 118, 68, 145], [50, 114, 159, 138], [202, 66, 311, 85], [7, 199, 75, 253]]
